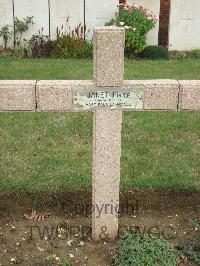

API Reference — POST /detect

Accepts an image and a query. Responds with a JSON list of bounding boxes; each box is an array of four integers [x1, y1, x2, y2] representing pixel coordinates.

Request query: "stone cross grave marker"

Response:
[[1, 26, 199, 242], [75, 26, 143, 241]]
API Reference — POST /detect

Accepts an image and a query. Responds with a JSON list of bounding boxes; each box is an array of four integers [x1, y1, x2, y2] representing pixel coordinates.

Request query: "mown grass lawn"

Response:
[[0, 57, 199, 193], [0, 57, 200, 80]]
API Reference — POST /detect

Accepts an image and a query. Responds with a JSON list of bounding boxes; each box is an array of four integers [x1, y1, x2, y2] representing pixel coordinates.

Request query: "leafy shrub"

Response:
[[14, 16, 34, 44], [181, 239, 200, 265], [29, 34, 54, 58], [12, 16, 35, 58], [15, 34, 54, 59], [0, 25, 12, 49], [178, 219, 200, 264], [12, 43, 26, 58], [13, 25, 54, 59], [52, 35, 92, 59], [189, 49, 200, 59], [124, 47, 136, 59], [106, 3, 157, 54], [12, 22, 92, 59], [113, 233, 179, 266], [169, 50, 187, 60], [0, 46, 13, 57], [52, 24, 92, 59], [140, 45, 169, 60]]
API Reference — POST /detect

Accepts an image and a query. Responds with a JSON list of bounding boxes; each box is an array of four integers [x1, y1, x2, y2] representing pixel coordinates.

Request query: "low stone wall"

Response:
[[0, 80, 199, 112]]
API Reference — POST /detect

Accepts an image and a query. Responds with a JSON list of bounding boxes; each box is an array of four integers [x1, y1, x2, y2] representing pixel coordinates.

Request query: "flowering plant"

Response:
[[106, 2, 157, 54]]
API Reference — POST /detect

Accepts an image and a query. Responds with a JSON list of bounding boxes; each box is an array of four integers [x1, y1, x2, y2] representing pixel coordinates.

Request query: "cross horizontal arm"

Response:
[[0, 79, 199, 112]]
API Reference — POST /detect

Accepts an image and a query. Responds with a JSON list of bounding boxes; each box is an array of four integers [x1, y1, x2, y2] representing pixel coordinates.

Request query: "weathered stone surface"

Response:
[[93, 27, 125, 87], [2, 79, 199, 113], [85, 0, 119, 40], [125, 80, 179, 110], [0, 0, 14, 48], [92, 109, 122, 241], [179, 80, 200, 111], [36, 80, 181, 112], [169, 0, 200, 51], [50, 0, 84, 40], [0, 80, 36, 111], [36, 80, 94, 111]]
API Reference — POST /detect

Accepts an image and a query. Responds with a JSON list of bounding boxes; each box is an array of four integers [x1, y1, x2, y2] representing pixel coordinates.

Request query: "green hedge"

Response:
[[140, 45, 169, 60]]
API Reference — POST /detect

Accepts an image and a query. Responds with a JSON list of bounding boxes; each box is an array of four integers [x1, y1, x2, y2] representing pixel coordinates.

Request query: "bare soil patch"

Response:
[[0, 189, 199, 265]]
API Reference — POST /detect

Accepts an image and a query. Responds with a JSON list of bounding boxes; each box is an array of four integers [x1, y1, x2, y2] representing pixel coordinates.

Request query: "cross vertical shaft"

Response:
[[92, 27, 125, 241]]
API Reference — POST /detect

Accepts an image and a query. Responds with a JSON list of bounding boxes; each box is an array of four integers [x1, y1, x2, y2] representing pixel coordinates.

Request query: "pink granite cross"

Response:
[[0, 27, 199, 241]]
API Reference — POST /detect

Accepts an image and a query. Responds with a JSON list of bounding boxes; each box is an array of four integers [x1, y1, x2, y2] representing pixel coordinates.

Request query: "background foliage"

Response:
[[106, 3, 157, 54]]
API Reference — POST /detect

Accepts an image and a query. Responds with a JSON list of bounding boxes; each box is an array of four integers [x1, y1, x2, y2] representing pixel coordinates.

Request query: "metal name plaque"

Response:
[[74, 86, 144, 110]]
